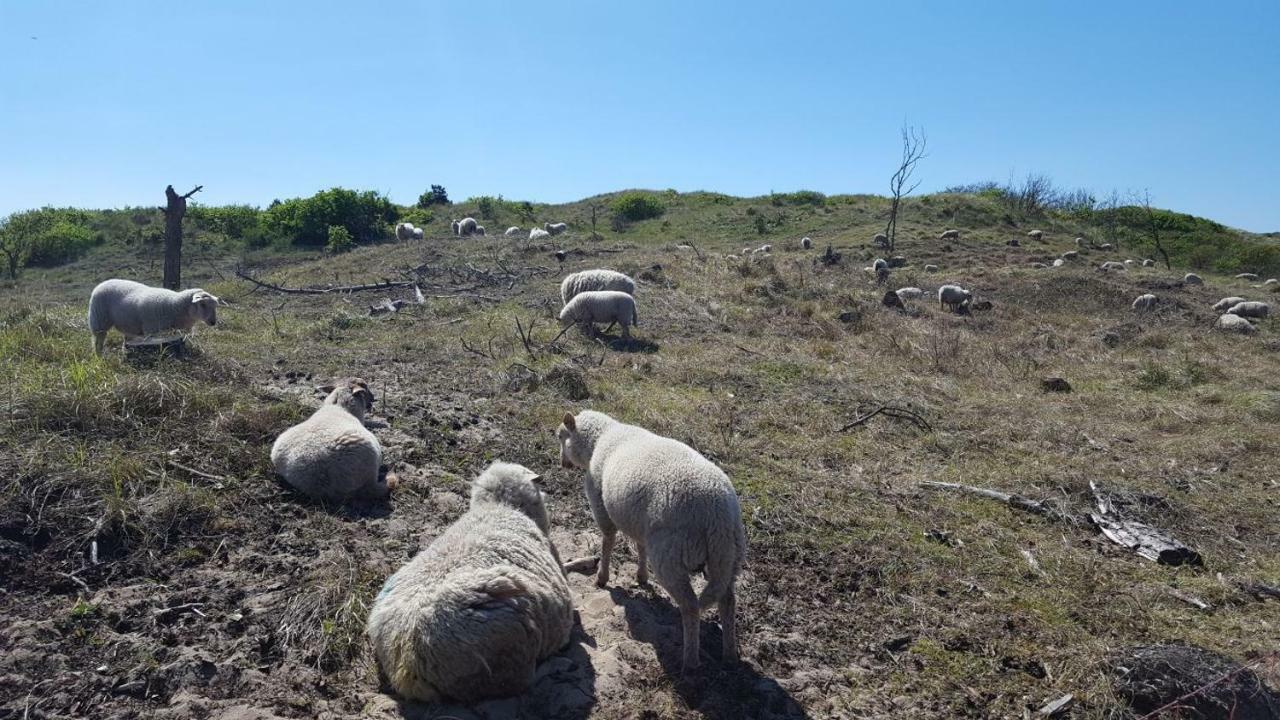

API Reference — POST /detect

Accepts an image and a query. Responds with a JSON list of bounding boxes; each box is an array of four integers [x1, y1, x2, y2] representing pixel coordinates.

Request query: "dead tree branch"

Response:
[[920, 481, 1051, 515], [836, 404, 931, 432]]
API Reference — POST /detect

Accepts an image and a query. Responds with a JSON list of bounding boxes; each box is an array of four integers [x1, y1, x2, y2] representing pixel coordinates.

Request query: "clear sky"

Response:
[[2, 1, 1277, 231]]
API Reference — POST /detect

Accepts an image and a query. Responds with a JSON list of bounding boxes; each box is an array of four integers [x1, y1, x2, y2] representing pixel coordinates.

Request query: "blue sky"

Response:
[[2, 1, 1277, 230]]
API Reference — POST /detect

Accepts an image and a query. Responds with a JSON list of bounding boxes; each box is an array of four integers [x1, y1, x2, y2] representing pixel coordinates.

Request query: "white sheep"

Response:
[[529, 227, 551, 242], [556, 410, 745, 675], [450, 219, 460, 236], [475, 225, 486, 237], [1216, 314, 1257, 334], [559, 290, 638, 337], [270, 378, 393, 502], [1265, 278, 1278, 286], [1142, 259, 1155, 267], [411, 228, 424, 241], [1027, 230, 1043, 239], [366, 461, 572, 703], [873, 233, 888, 247], [1213, 297, 1246, 312], [896, 287, 924, 302], [1061, 251, 1079, 260], [800, 237, 812, 249], [1097, 243, 1114, 250], [1124, 259, 1135, 267], [395, 222, 416, 241], [458, 217, 479, 236], [924, 264, 939, 272], [938, 284, 972, 311], [939, 229, 960, 240], [544, 222, 568, 236], [1074, 237, 1085, 247], [1183, 273, 1203, 285], [1099, 261, 1127, 272], [88, 279, 220, 356], [504, 226, 521, 237], [1132, 294, 1158, 312], [872, 258, 889, 272], [1236, 273, 1260, 281], [560, 269, 636, 304], [1227, 301, 1270, 319], [1053, 258, 1065, 267], [752, 244, 772, 254]]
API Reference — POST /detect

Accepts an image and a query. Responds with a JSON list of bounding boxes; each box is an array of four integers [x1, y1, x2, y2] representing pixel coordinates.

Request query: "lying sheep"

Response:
[[366, 461, 572, 703], [1099, 261, 1127, 272], [458, 217, 478, 236], [1213, 297, 1246, 312], [529, 227, 551, 242], [559, 290, 638, 337], [800, 237, 812, 249], [88, 279, 220, 356], [1027, 230, 1043, 239], [1184, 273, 1203, 285], [1227, 301, 1270, 319], [924, 264, 939, 272], [1061, 251, 1079, 260], [1265, 278, 1278, 286], [270, 378, 393, 502], [938, 284, 972, 311], [544, 222, 568, 236], [939, 229, 960, 240], [1216, 314, 1257, 334], [560, 269, 636, 304], [411, 228, 424, 241], [556, 410, 745, 675], [1236, 273, 1259, 281], [1132, 294, 1158, 311], [396, 222, 416, 242], [896, 287, 924, 302], [505, 226, 521, 237]]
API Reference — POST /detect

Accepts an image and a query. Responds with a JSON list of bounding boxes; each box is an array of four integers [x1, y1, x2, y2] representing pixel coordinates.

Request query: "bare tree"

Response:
[[163, 184, 202, 290], [884, 125, 927, 253], [1141, 190, 1171, 270], [1098, 189, 1122, 250], [589, 201, 602, 241]]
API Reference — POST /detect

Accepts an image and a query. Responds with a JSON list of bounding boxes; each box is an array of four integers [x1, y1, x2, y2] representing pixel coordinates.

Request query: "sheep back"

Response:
[[270, 400, 385, 501], [559, 269, 636, 304], [558, 290, 637, 328]]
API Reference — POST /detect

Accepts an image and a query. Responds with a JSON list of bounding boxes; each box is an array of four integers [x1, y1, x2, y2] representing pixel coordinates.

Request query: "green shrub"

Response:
[[28, 220, 96, 266], [187, 204, 261, 240], [417, 185, 449, 207], [326, 225, 355, 254], [474, 196, 496, 219], [770, 190, 826, 207], [611, 193, 665, 222], [398, 207, 434, 227], [260, 188, 397, 247]]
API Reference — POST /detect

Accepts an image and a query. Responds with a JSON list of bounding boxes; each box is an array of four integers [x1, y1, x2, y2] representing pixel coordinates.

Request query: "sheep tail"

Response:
[[697, 521, 745, 607]]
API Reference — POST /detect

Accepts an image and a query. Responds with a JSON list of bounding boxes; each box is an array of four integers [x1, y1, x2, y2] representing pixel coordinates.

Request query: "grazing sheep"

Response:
[[1236, 273, 1259, 281], [560, 269, 636, 304], [556, 410, 745, 675], [1027, 230, 1043, 239], [458, 217, 478, 236], [800, 237, 812, 249], [875, 267, 891, 285], [1216, 314, 1257, 334], [896, 287, 924, 302], [88, 279, 220, 356], [411, 228, 423, 241], [1213, 297, 1247, 312], [451, 219, 460, 236], [873, 233, 888, 247], [366, 461, 572, 703], [924, 264, 939, 272], [1132, 294, 1158, 312], [1097, 243, 1114, 250], [529, 228, 551, 242], [1227, 301, 1270, 319], [270, 378, 393, 502], [504, 226, 521, 237], [872, 258, 889, 272], [938, 284, 972, 311], [1265, 278, 1278, 286], [1183, 273, 1203, 285], [559, 290, 638, 337], [544, 222, 568, 236], [1061, 251, 1079, 260], [1052, 258, 1066, 267], [939, 229, 960, 240], [752, 244, 773, 254], [1142, 259, 1155, 267], [475, 225, 486, 237], [396, 222, 416, 241], [1099, 261, 1127, 272]]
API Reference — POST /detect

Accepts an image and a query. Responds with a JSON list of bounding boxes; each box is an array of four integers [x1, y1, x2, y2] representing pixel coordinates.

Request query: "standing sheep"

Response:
[[1027, 230, 1043, 240], [366, 461, 572, 703], [395, 222, 416, 241], [1061, 251, 1079, 260], [895, 287, 924, 302], [411, 228, 424, 241], [872, 258, 889, 272], [87, 279, 221, 356], [800, 237, 812, 249], [451, 219, 461, 236], [560, 269, 636, 304], [1132, 294, 1158, 312], [559, 291, 638, 338], [556, 410, 745, 675], [458, 217, 479, 236], [938, 284, 972, 311], [544, 222, 568, 236], [1216, 314, 1257, 334], [939, 229, 960, 240], [529, 227, 551, 242], [505, 226, 522, 237], [1142, 259, 1155, 267], [1183, 273, 1204, 285], [1236, 273, 1259, 281], [1226, 301, 1270, 319], [270, 378, 394, 502]]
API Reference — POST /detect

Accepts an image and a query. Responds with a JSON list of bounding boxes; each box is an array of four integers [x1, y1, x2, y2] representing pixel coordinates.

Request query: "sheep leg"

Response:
[[603, 321, 617, 334], [92, 331, 107, 357], [634, 540, 649, 586], [651, 547, 701, 675], [621, 322, 631, 339], [718, 588, 738, 664], [596, 530, 616, 588]]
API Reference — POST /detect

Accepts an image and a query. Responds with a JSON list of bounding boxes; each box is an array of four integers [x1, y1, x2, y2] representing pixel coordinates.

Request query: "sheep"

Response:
[[1183, 273, 1203, 285], [800, 237, 812, 249], [896, 287, 924, 302], [475, 225, 486, 237], [924, 264, 939, 272], [556, 410, 745, 675], [1074, 237, 1085, 247], [1052, 258, 1065, 267], [1031, 262, 1049, 269], [560, 269, 636, 304], [1124, 259, 1135, 267], [1061, 251, 1079, 260], [88, 279, 220, 356], [1132, 294, 1158, 312], [1142, 259, 1155, 267], [1227, 301, 1270, 319], [1216, 314, 1257, 334], [939, 229, 960, 240], [544, 222, 568, 236], [559, 290, 638, 337], [938, 284, 972, 311], [1099, 261, 1127, 272], [529, 227, 551, 242], [872, 258, 888, 272], [873, 233, 888, 248], [270, 378, 394, 502], [1097, 243, 1114, 250], [1027, 230, 1043, 239], [395, 222, 416, 242], [504, 226, 521, 237], [1213, 297, 1246, 312], [366, 461, 572, 704], [1236, 273, 1260, 281], [411, 228, 423, 241], [752, 244, 772, 254], [1265, 278, 1278, 286], [451, 219, 460, 236], [458, 217, 478, 236]]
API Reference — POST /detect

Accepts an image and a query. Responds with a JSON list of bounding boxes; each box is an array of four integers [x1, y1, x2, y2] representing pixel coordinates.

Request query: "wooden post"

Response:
[[163, 184, 202, 290]]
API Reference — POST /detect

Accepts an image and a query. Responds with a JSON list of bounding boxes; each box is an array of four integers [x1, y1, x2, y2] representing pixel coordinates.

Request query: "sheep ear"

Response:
[[561, 412, 576, 431], [529, 474, 544, 486]]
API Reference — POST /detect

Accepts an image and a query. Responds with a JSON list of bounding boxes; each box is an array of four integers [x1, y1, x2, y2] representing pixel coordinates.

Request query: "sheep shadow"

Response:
[[599, 334, 659, 354], [394, 616, 599, 720], [268, 474, 395, 520], [608, 587, 808, 719]]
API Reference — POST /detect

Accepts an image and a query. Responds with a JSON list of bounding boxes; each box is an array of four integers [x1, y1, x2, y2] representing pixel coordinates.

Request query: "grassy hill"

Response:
[[1, 190, 1277, 719]]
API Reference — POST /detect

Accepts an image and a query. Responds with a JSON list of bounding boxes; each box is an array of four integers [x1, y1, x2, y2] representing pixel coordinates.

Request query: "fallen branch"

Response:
[[836, 405, 932, 432], [920, 481, 1050, 515], [235, 269, 415, 294], [1090, 481, 1201, 566], [167, 459, 225, 483], [1167, 588, 1210, 610]]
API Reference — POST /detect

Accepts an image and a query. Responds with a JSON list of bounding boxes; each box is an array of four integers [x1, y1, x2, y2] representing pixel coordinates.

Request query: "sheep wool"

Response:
[[1213, 296, 1247, 312], [529, 227, 551, 241], [270, 379, 392, 502], [556, 410, 746, 674], [800, 237, 812, 249], [1132, 294, 1158, 312], [560, 269, 636, 304], [411, 228, 423, 241], [938, 284, 971, 311], [895, 287, 924, 302], [1226, 301, 1270, 319], [544, 222, 568, 236], [87, 279, 220, 356], [458, 217, 478, 236], [504, 226, 522, 237], [559, 291, 638, 337], [366, 461, 572, 704], [1184, 273, 1204, 285], [939, 229, 960, 240], [1216, 314, 1257, 334]]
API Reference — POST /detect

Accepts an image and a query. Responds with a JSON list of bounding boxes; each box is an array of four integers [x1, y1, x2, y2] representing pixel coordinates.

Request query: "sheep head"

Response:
[[555, 412, 590, 470], [319, 377, 374, 419], [470, 461, 550, 534], [190, 290, 220, 326]]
